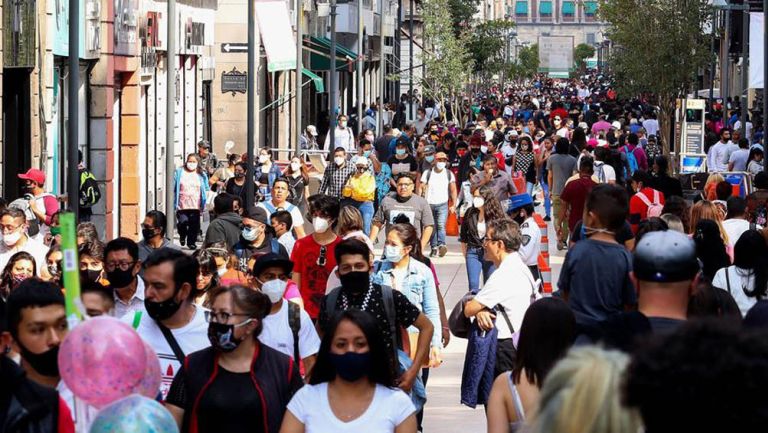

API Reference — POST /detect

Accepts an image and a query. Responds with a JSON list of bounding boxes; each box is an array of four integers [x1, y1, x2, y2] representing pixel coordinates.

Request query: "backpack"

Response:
[[261, 201, 296, 216], [636, 190, 663, 219], [595, 162, 607, 184], [623, 145, 639, 177], [79, 170, 102, 207], [287, 301, 301, 364]]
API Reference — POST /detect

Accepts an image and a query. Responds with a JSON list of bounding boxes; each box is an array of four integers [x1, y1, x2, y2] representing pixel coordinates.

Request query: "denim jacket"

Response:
[[372, 258, 442, 349]]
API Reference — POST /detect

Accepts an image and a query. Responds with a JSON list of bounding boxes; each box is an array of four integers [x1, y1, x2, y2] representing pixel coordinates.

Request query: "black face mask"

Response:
[[107, 268, 135, 289], [339, 271, 370, 294], [234, 172, 245, 179], [513, 213, 526, 226], [81, 269, 102, 284], [207, 321, 247, 352], [20, 344, 60, 377], [145, 292, 183, 321], [329, 351, 371, 382], [142, 228, 158, 241], [470, 147, 481, 155]]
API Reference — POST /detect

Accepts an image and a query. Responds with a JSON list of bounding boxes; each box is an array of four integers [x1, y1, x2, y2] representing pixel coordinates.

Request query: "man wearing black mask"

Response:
[[105, 237, 145, 319], [138, 210, 181, 263], [128, 249, 209, 401], [2, 280, 76, 431], [457, 134, 485, 184], [318, 239, 433, 393]]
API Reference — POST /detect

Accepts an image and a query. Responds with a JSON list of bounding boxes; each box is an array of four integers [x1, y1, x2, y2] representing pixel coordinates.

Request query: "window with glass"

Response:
[[515, 0, 528, 16]]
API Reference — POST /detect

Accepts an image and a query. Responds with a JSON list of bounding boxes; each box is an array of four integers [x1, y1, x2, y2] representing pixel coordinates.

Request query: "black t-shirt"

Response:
[[167, 366, 265, 433], [318, 284, 421, 358], [570, 220, 634, 246], [387, 155, 418, 177], [375, 135, 393, 161]]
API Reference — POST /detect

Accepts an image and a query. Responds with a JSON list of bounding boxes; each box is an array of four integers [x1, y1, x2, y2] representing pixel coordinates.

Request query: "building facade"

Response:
[[511, 0, 607, 48]]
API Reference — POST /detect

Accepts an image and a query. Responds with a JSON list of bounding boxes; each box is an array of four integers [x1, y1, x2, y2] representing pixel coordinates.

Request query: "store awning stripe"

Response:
[[302, 68, 324, 92]]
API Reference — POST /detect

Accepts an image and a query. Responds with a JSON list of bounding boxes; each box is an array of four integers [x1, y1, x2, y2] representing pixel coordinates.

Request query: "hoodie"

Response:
[[203, 212, 242, 249]]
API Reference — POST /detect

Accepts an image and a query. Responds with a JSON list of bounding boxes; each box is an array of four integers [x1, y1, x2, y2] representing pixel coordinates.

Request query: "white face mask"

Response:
[[436, 162, 447, 170], [258, 154, 269, 164], [2, 230, 22, 246], [384, 245, 404, 263], [339, 121, 348, 129], [186, 162, 198, 171], [334, 156, 345, 166], [217, 266, 227, 277], [473, 197, 485, 208], [313, 217, 330, 233], [365, 134, 375, 142], [260, 279, 287, 303], [290, 162, 301, 172], [480, 145, 489, 154]]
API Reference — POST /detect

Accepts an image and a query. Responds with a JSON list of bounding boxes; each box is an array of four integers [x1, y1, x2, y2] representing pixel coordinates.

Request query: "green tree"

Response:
[[574, 43, 596, 72], [419, 0, 474, 123], [508, 43, 539, 80], [466, 19, 516, 76], [447, 0, 480, 35], [599, 0, 712, 153]]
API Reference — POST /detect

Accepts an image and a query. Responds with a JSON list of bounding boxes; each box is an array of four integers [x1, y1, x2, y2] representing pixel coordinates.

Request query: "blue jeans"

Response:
[[540, 179, 551, 217], [466, 246, 496, 294], [347, 200, 374, 236], [526, 181, 535, 196], [430, 202, 449, 248]]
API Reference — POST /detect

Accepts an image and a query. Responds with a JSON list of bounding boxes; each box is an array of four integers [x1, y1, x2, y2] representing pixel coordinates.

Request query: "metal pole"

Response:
[[709, 10, 717, 103], [723, 8, 730, 114], [329, 0, 338, 151], [396, 0, 402, 105], [740, 8, 748, 138], [378, 0, 386, 134], [764, 0, 768, 170], [246, 0, 256, 208], [165, 0, 176, 235], [68, 0, 80, 221], [296, 0, 303, 156], [408, 0, 413, 121], [357, 0, 364, 139]]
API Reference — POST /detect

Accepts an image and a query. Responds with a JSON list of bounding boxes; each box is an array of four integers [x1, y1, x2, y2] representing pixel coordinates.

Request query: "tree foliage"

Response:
[[507, 43, 539, 80], [574, 43, 596, 72], [599, 0, 712, 150], [447, 0, 480, 35], [419, 0, 474, 119], [466, 19, 516, 75]]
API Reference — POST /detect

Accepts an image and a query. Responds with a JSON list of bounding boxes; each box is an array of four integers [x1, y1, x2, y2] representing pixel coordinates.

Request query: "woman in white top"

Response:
[[280, 310, 417, 433], [712, 230, 768, 316], [486, 298, 577, 433]]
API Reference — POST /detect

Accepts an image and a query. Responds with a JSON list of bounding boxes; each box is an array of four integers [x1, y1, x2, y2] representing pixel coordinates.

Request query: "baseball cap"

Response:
[[197, 140, 211, 149], [353, 156, 370, 167], [435, 152, 448, 160], [307, 125, 318, 136], [509, 193, 534, 211], [18, 168, 46, 185], [244, 206, 269, 225], [424, 145, 436, 154], [252, 252, 293, 278], [633, 230, 699, 283]]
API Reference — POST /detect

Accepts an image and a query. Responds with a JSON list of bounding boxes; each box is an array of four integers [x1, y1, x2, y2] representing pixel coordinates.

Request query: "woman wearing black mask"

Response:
[[166, 285, 302, 433], [79, 240, 106, 285], [281, 310, 418, 433]]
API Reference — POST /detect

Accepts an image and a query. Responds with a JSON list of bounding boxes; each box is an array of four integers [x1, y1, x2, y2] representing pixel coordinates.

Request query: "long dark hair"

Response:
[[693, 219, 731, 281], [0, 251, 37, 298], [477, 185, 506, 222], [388, 223, 424, 263], [311, 310, 396, 386], [512, 298, 576, 387], [733, 230, 768, 299]]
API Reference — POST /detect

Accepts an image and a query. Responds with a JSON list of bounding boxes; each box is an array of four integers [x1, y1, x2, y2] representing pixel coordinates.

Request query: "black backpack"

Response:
[[79, 170, 102, 207]]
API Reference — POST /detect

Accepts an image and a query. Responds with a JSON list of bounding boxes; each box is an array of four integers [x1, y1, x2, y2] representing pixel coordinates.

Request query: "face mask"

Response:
[[19, 344, 60, 377], [50, 226, 61, 236], [144, 292, 183, 321], [396, 148, 406, 156], [436, 162, 447, 170], [334, 156, 346, 167], [12, 274, 29, 286], [480, 145, 489, 154], [234, 172, 245, 179], [2, 230, 22, 246], [339, 271, 370, 294], [365, 135, 374, 142], [81, 269, 102, 284], [473, 197, 485, 208], [47, 264, 60, 278], [384, 245, 404, 263], [242, 226, 260, 242], [425, 155, 435, 163], [513, 213, 526, 225], [290, 162, 301, 172], [313, 217, 330, 233], [208, 320, 252, 352], [260, 279, 287, 303], [186, 162, 198, 171], [259, 154, 269, 164], [329, 351, 371, 382], [470, 147, 481, 155], [458, 150, 468, 157], [142, 228, 158, 241], [339, 121, 348, 128], [106, 268, 135, 289], [217, 265, 228, 277], [363, 150, 372, 158]]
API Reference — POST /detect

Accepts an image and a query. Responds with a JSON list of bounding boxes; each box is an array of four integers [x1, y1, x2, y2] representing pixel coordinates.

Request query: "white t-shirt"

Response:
[[0, 237, 48, 276], [125, 304, 210, 400], [278, 231, 296, 257], [474, 252, 538, 339], [594, 161, 616, 184], [258, 201, 305, 229], [728, 148, 750, 171], [712, 266, 759, 317], [287, 383, 415, 433], [420, 168, 454, 205], [722, 218, 760, 247], [260, 300, 321, 361]]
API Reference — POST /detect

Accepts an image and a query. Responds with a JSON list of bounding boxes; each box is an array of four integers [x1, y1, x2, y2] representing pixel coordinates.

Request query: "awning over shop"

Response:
[[562, 1, 575, 15], [515, 1, 528, 15], [302, 68, 325, 92], [306, 36, 358, 72], [255, 1, 297, 72], [584, 1, 598, 15], [539, 1, 552, 15]]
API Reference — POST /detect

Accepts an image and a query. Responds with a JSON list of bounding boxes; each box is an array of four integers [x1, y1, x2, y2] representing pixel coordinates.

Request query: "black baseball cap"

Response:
[[633, 231, 699, 283], [252, 253, 293, 277], [244, 206, 269, 225]]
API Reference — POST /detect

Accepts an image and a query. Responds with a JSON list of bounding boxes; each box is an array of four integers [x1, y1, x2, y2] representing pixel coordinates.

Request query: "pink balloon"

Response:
[[58, 316, 148, 408], [135, 341, 161, 399]]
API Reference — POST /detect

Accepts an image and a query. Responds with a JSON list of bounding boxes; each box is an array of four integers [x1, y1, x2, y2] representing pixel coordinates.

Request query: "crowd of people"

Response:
[[2, 72, 768, 433]]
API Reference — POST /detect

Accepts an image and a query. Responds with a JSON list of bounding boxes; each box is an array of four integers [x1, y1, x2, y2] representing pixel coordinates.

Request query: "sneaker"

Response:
[[438, 244, 448, 257], [543, 216, 551, 222], [187, 243, 197, 251], [179, 239, 186, 247], [430, 248, 438, 257]]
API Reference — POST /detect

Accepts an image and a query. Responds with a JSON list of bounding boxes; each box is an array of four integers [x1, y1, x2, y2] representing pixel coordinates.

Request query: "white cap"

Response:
[[307, 125, 318, 136], [612, 120, 622, 129], [353, 156, 370, 167]]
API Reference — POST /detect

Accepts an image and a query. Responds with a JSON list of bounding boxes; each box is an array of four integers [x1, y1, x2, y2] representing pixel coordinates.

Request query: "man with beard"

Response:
[[509, 193, 542, 280]]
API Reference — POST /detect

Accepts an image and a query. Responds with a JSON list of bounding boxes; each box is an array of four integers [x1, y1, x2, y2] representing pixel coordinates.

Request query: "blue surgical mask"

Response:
[[396, 148, 406, 156], [426, 155, 435, 163], [363, 150, 372, 158], [384, 245, 404, 262], [242, 227, 259, 241]]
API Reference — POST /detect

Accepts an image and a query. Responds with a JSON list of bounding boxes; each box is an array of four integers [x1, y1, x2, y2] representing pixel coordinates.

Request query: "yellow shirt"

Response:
[[343, 172, 376, 202]]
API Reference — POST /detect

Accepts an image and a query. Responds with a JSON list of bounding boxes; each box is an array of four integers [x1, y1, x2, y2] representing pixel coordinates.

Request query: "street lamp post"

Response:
[[329, 0, 338, 151], [165, 0, 177, 233], [68, 0, 80, 221], [295, 0, 303, 156], [357, 0, 364, 138], [408, 0, 413, 121], [245, 0, 256, 208]]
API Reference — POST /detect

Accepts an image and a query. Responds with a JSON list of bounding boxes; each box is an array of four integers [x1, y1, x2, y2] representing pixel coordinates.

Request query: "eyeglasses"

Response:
[[482, 237, 498, 245], [105, 261, 136, 272], [317, 246, 327, 267], [205, 310, 252, 324]]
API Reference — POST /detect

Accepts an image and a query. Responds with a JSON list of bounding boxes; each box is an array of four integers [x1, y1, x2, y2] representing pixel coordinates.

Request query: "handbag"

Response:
[[448, 292, 474, 338]]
